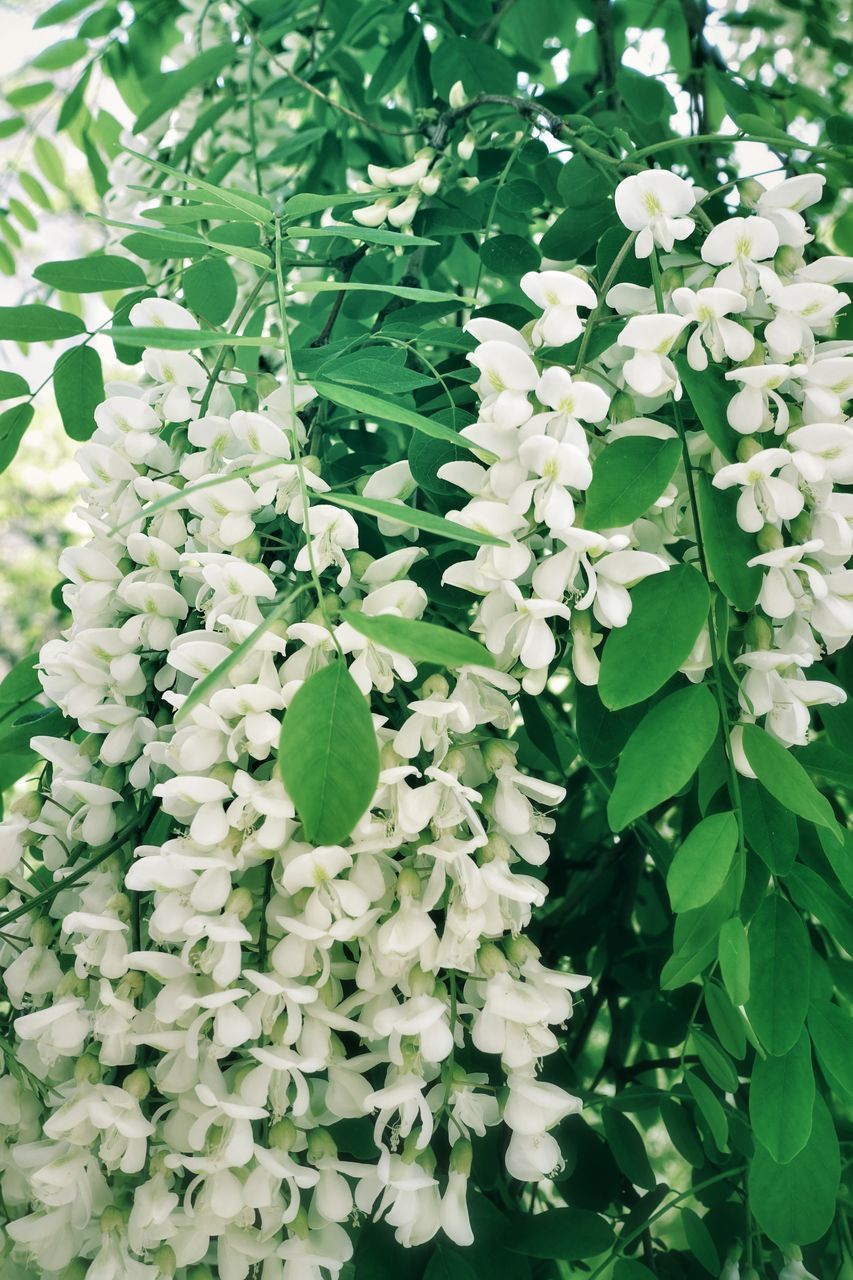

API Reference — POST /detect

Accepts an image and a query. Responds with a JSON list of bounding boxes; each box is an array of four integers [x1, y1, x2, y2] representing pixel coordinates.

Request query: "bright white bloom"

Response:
[[614, 171, 696, 257], [520, 270, 597, 346], [672, 286, 754, 369], [713, 448, 805, 532], [701, 215, 780, 298]]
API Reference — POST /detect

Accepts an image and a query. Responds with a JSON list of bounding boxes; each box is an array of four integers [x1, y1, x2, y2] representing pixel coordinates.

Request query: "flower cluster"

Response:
[[0, 290, 588, 1278], [441, 168, 852, 758]]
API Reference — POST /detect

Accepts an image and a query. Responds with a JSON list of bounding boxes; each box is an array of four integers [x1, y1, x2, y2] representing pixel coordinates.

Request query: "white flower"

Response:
[[787, 423, 853, 485], [701, 215, 780, 298], [295, 504, 359, 586], [764, 282, 848, 360], [713, 448, 804, 532], [737, 649, 846, 746], [671, 286, 753, 369], [614, 171, 696, 257], [520, 270, 597, 346], [467, 340, 539, 428], [619, 314, 689, 399], [754, 173, 825, 247], [724, 363, 807, 434]]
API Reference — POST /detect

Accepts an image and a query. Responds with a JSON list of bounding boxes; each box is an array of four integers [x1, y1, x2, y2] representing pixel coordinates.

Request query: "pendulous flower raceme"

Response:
[[1, 144, 852, 1280]]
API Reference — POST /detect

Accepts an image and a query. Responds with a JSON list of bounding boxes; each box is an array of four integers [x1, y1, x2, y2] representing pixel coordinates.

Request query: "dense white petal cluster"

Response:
[[0, 288, 588, 1276]]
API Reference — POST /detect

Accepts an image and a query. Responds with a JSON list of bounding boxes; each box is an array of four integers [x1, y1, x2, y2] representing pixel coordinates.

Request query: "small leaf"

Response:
[[283, 192, 369, 219], [311, 380, 472, 448], [741, 777, 798, 874], [502, 1207, 614, 1260], [749, 1095, 840, 1246], [480, 234, 540, 276], [741, 723, 840, 836], [746, 894, 810, 1055], [598, 564, 709, 710], [680, 1207, 719, 1276], [750, 1029, 815, 1164], [53, 345, 104, 441], [278, 662, 379, 845], [325, 493, 506, 548], [667, 811, 739, 912], [104, 326, 266, 351], [691, 1028, 739, 1093], [0, 402, 34, 472], [697, 473, 762, 611], [602, 1109, 656, 1191], [341, 612, 495, 670], [808, 1000, 853, 1101], [294, 279, 472, 304], [685, 1071, 729, 1151], [584, 436, 681, 530], [0, 372, 29, 400], [181, 257, 237, 325], [288, 224, 437, 248], [34, 254, 147, 294], [678, 356, 739, 460], [718, 917, 750, 1006], [607, 685, 719, 831], [0, 304, 85, 342]]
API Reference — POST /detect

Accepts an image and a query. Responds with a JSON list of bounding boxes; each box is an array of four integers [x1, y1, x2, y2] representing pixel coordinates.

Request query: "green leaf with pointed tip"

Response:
[[277, 662, 379, 845], [584, 436, 681, 530], [697, 473, 762, 611], [0, 402, 34, 472], [311, 380, 472, 448], [133, 45, 238, 135], [667, 811, 739, 912], [607, 685, 719, 831], [718, 917, 750, 1006], [0, 372, 29, 400], [287, 224, 438, 247], [341, 612, 495, 670], [0, 304, 85, 342], [324, 493, 505, 548], [741, 723, 840, 836], [599, 564, 709, 709], [747, 894, 810, 1055], [750, 1029, 815, 1164], [34, 254, 146, 293]]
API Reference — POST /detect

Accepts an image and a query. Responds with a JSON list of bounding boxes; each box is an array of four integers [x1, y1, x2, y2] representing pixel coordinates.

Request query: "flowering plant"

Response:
[[0, 3, 851, 1279]]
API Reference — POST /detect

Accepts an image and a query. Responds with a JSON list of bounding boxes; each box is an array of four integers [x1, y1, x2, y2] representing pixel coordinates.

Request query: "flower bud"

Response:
[[307, 1128, 338, 1163], [60, 1263, 88, 1280], [349, 550, 375, 579], [100, 1205, 127, 1234], [152, 1244, 177, 1277], [457, 133, 476, 161], [75, 1054, 102, 1085], [397, 867, 423, 900], [270, 1117, 298, 1150], [788, 511, 812, 543], [124, 1068, 151, 1100], [288, 1208, 311, 1240], [31, 918, 53, 947], [449, 80, 467, 109], [609, 391, 635, 423], [755, 524, 784, 552], [443, 748, 467, 776], [450, 1138, 473, 1176], [774, 245, 803, 275], [661, 267, 683, 292], [479, 833, 512, 865], [740, 178, 764, 206], [482, 739, 515, 772], [506, 935, 540, 966], [239, 386, 258, 412], [458, 176, 480, 191], [10, 792, 40, 820], [232, 532, 261, 561], [209, 762, 236, 786], [408, 963, 437, 997], [745, 614, 774, 650], [301, 454, 323, 475], [380, 742, 403, 769], [226, 887, 254, 919], [419, 172, 442, 196], [421, 674, 449, 699], [187, 1267, 215, 1280], [736, 437, 764, 462], [478, 941, 509, 975]]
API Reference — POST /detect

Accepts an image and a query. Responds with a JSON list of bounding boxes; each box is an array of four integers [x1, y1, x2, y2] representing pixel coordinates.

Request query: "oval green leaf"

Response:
[[341, 612, 495, 670], [750, 1028, 815, 1164], [667, 811, 739, 913], [748, 1095, 840, 1246], [33, 254, 146, 293], [584, 435, 681, 530], [746, 894, 810, 1055], [741, 723, 840, 836], [54, 345, 104, 442], [0, 303, 85, 342], [278, 662, 379, 845]]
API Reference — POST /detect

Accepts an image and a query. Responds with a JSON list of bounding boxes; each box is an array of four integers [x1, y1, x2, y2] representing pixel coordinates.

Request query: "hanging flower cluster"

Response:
[[0, 286, 589, 1277], [1, 142, 852, 1279]]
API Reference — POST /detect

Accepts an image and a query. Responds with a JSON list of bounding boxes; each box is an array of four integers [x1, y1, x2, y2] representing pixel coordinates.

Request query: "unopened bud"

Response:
[[270, 1117, 298, 1151], [301, 454, 322, 475], [745, 614, 774, 650], [100, 1205, 126, 1234], [740, 178, 764, 207], [239, 386, 258, 412], [381, 742, 403, 770], [349, 550, 374, 579], [740, 340, 766, 367], [755, 524, 784, 552], [421, 674, 449, 699], [307, 1129, 338, 1163], [408, 963, 436, 997], [187, 1267, 215, 1280], [609, 391, 635, 423], [226, 887, 254, 919], [788, 511, 812, 542], [288, 1208, 311, 1240], [152, 1244, 177, 1277], [478, 941, 509, 976], [123, 1068, 150, 1100], [736, 436, 764, 462], [31, 918, 53, 947], [232, 532, 261, 561], [419, 172, 441, 196], [442, 748, 467, 776], [449, 1138, 473, 1176], [774, 244, 803, 275], [506, 934, 540, 966], [482, 739, 515, 772], [660, 267, 683, 292], [457, 133, 475, 161], [479, 833, 512, 864], [397, 867, 422, 900], [75, 1054, 101, 1085], [449, 80, 467, 109]]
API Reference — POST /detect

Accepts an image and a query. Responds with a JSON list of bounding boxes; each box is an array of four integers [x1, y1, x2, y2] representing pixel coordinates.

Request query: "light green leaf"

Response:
[[287, 224, 438, 247], [293, 279, 473, 304], [607, 685, 719, 831], [283, 192, 370, 220], [0, 402, 34, 472], [341, 612, 495, 670], [31, 38, 88, 70], [718, 916, 750, 1006], [741, 723, 840, 836], [0, 304, 85, 342], [278, 662, 379, 844], [124, 146, 273, 223], [33, 136, 65, 188], [747, 894, 810, 1055], [598, 564, 709, 710], [325, 493, 506, 548], [667, 811, 739, 913], [311, 380, 473, 448], [750, 1029, 815, 1164], [34, 254, 146, 293], [134, 45, 238, 135], [584, 436, 681, 530], [749, 1095, 840, 1246], [103, 327, 269, 350]]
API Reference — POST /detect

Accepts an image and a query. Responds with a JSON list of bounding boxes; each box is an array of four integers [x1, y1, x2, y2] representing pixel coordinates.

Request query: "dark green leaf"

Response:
[[697, 473, 762, 611], [750, 1029, 815, 1163], [749, 1095, 840, 1246], [678, 357, 739, 460], [808, 1000, 853, 1100], [602, 1109, 656, 1191], [325, 493, 505, 548], [741, 724, 840, 836], [747, 894, 810, 1055], [598, 564, 709, 709], [480, 234, 540, 276], [0, 372, 29, 400], [181, 257, 237, 325], [311, 380, 472, 448], [741, 777, 798, 874], [0, 304, 85, 342], [585, 436, 681, 530], [718, 916, 750, 1007], [502, 1208, 614, 1260]]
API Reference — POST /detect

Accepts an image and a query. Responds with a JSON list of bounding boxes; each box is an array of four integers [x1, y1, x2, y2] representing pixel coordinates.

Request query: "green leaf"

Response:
[[667, 812, 739, 913], [325, 493, 505, 548], [685, 1071, 729, 1152], [0, 304, 85, 342], [277, 662, 379, 845], [746, 894, 810, 1055], [104, 326, 266, 350], [311, 380, 472, 448], [120, 230, 211, 261], [287, 224, 437, 248], [680, 1208, 719, 1276], [718, 917, 750, 1006], [365, 15, 423, 104], [33, 136, 65, 188], [31, 38, 88, 70], [697, 473, 762, 611], [34, 254, 146, 294], [124, 147, 273, 223], [283, 192, 373, 220], [749, 1095, 840, 1246], [584, 436, 681, 530], [34, 0, 93, 26], [741, 777, 798, 874], [502, 1208, 614, 1260], [134, 45, 237, 134], [808, 1000, 853, 1101], [0, 653, 40, 709], [741, 723, 840, 836], [316, 356, 433, 395], [480, 234, 540, 276], [607, 685, 719, 831], [0, 402, 34, 472], [750, 1029, 815, 1164], [423, 1246, 477, 1280], [598, 564, 709, 709], [540, 202, 617, 261], [691, 1028, 739, 1093], [294, 280, 472, 305], [616, 69, 673, 123], [0, 371, 29, 400], [53, 345, 104, 442], [677, 355, 740, 461], [341, 612, 495, 670], [705, 980, 746, 1059], [430, 35, 517, 99], [181, 257, 237, 325], [602, 1109, 656, 1191]]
